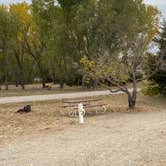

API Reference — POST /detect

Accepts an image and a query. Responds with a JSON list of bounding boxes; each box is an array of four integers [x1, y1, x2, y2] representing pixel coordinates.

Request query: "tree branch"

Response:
[[100, 82, 122, 93], [106, 77, 128, 93]]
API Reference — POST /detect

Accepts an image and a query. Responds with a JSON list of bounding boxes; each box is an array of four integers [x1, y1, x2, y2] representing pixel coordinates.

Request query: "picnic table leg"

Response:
[[68, 108, 75, 117], [78, 103, 85, 124], [101, 105, 107, 113]]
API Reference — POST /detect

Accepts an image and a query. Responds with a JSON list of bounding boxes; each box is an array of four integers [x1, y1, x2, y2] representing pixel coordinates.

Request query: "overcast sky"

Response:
[[144, 0, 166, 18], [0, 0, 166, 18]]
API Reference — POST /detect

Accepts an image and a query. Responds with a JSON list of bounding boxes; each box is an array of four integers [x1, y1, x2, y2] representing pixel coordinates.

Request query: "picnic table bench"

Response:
[[61, 98, 107, 117]]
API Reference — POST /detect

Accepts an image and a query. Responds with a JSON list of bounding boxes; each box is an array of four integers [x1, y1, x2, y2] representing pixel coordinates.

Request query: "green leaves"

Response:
[[58, 0, 83, 9], [147, 22, 166, 94], [79, 0, 159, 87], [0, 0, 161, 90]]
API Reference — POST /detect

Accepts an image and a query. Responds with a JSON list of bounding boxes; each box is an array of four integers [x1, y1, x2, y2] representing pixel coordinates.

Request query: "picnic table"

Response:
[[61, 98, 107, 117]]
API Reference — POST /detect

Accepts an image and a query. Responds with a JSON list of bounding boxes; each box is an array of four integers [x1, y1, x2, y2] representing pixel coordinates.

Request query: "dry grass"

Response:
[[0, 100, 74, 144], [0, 81, 147, 97], [103, 93, 166, 112], [0, 83, 91, 97], [0, 93, 165, 145]]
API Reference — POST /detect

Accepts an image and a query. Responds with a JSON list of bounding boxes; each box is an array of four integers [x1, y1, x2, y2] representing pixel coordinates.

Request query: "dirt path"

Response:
[[0, 90, 110, 104], [1, 110, 166, 166], [0, 89, 141, 104]]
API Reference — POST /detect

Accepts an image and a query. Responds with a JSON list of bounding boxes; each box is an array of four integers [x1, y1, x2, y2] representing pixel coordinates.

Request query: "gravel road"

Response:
[[0, 89, 141, 104], [1, 110, 166, 166], [0, 90, 110, 104]]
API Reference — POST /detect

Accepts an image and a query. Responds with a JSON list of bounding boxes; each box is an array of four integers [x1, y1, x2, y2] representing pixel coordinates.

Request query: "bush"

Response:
[[142, 85, 166, 96]]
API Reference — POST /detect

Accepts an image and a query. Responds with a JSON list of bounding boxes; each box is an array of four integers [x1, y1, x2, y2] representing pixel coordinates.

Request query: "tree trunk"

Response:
[[51, 62, 56, 84], [93, 80, 98, 89], [5, 79, 8, 90], [20, 80, 25, 90], [25, 41, 46, 89], [15, 80, 19, 87], [2, 41, 8, 90], [27, 67, 33, 83], [36, 62, 46, 89], [42, 81, 46, 89], [52, 71, 56, 84], [14, 51, 25, 90], [19, 71, 25, 90], [128, 71, 137, 109], [128, 93, 136, 109], [60, 82, 64, 89], [4, 49, 8, 91]]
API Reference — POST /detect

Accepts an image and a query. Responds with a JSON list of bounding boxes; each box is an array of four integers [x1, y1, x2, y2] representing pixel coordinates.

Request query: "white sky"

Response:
[[144, 0, 166, 18], [0, 0, 166, 18], [0, 0, 31, 5]]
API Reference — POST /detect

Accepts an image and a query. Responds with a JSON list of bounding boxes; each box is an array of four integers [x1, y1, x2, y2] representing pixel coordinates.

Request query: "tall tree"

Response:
[[24, 0, 54, 88], [0, 5, 19, 90], [46, 0, 84, 88], [80, 0, 159, 109], [10, 2, 33, 89]]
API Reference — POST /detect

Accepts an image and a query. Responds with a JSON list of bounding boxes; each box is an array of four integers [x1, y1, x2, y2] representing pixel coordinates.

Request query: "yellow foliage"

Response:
[[10, 2, 32, 26], [145, 5, 159, 43], [9, 2, 35, 43], [0, 4, 8, 11]]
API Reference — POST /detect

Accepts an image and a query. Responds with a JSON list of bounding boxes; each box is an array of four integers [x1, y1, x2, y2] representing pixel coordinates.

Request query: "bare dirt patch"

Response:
[[0, 93, 165, 145], [0, 94, 166, 165], [0, 107, 166, 165], [0, 100, 75, 145]]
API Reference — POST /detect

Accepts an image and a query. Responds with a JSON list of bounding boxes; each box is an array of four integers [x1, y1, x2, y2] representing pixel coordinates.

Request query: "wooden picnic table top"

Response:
[[63, 98, 102, 103]]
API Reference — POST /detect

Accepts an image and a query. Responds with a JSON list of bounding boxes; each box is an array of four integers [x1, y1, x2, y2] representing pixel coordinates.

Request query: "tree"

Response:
[[10, 2, 33, 89], [80, 0, 159, 109], [147, 21, 166, 95], [0, 5, 19, 90], [45, 0, 84, 88], [22, 0, 53, 88]]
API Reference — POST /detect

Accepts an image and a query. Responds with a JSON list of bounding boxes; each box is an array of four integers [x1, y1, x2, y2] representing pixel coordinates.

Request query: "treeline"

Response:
[[0, 1, 83, 90], [0, 0, 164, 95], [146, 22, 166, 95]]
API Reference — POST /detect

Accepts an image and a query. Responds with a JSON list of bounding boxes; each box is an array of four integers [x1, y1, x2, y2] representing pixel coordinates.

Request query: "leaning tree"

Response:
[[80, 0, 159, 109]]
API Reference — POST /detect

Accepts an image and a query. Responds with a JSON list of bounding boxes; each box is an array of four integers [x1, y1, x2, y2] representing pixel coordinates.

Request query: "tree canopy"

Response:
[[0, 0, 161, 108]]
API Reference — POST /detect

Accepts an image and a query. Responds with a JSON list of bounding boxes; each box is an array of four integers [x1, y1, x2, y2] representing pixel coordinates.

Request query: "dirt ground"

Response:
[[0, 94, 166, 166]]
